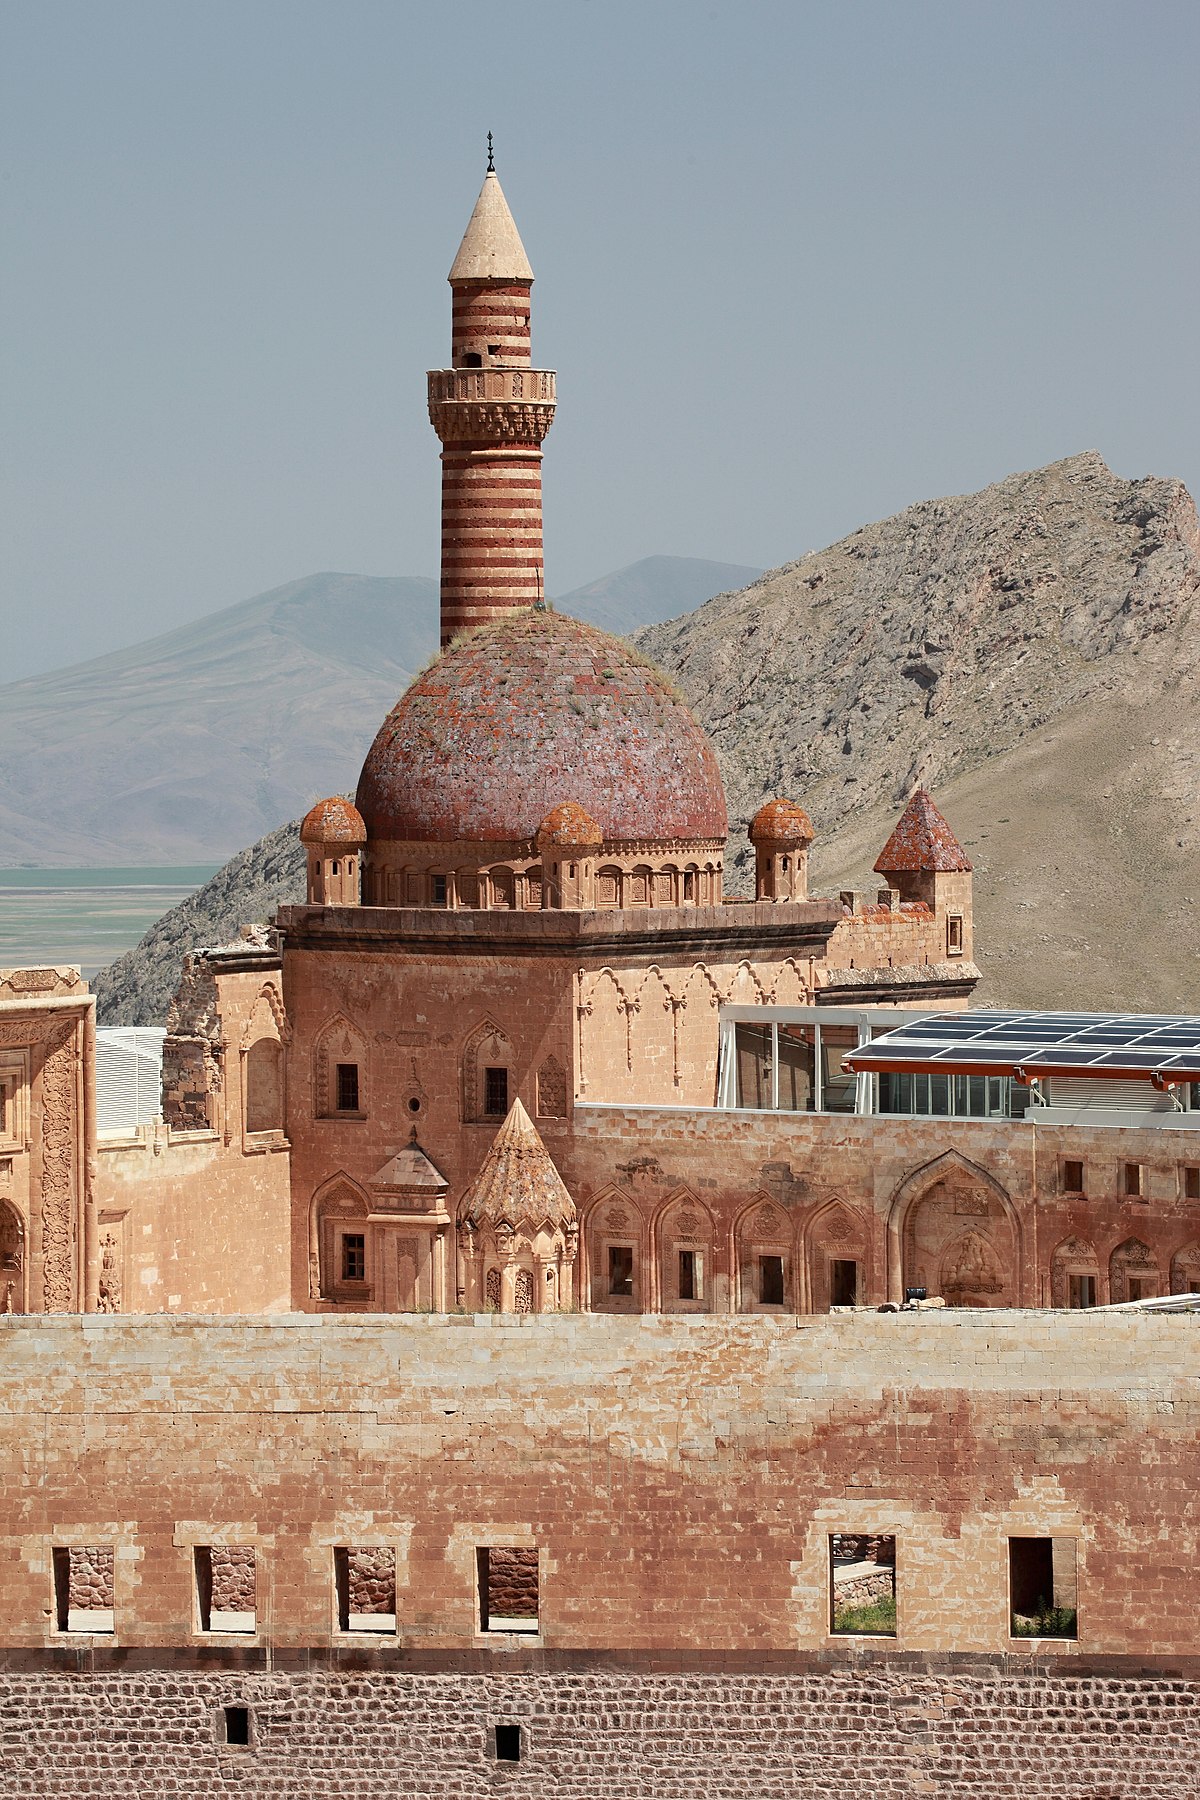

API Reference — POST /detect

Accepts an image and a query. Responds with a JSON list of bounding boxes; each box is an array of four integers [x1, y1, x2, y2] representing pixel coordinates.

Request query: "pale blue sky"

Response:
[[3, 0, 1198, 678]]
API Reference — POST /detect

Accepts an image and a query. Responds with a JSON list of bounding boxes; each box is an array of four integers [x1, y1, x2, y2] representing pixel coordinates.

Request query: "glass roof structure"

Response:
[[843, 1012, 1200, 1086]]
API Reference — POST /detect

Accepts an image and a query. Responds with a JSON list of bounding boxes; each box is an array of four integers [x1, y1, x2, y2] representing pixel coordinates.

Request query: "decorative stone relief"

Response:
[[485, 1268, 501, 1310], [97, 1230, 122, 1314], [40, 1030, 76, 1312]]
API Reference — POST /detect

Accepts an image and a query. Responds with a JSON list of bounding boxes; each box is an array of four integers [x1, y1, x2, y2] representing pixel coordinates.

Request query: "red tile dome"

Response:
[[356, 611, 727, 845], [749, 798, 814, 845], [300, 796, 366, 846]]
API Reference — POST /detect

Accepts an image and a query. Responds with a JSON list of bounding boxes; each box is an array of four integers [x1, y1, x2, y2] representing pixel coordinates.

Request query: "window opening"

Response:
[[1009, 1538, 1077, 1638], [829, 1534, 896, 1635], [1068, 1273, 1096, 1309], [431, 874, 447, 906], [1062, 1159, 1084, 1194], [608, 1244, 634, 1297], [53, 1546, 115, 1634], [462, 351, 482, 367], [683, 872, 695, 901], [947, 915, 964, 955], [484, 1066, 509, 1117], [495, 1725, 522, 1762], [195, 1545, 256, 1634], [222, 1706, 251, 1747], [760, 1254, 785, 1307], [830, 1259, 858, 1307], [1124, 1162, 1144, 1198], [1126, 1276, 1148, 1302], [336, 1063, 360, 1113], [477, 1547, 539, 1634], [1184, 1166, 1200, 1200], [334, 1546, 396, 1633], [487, 343, 500, 355], [679, 1248, 697, 1301], [341, 1233, 366, 1283]]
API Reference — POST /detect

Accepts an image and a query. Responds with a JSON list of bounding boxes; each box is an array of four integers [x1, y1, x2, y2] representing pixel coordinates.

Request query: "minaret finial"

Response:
[[486, 131, 495, 173]]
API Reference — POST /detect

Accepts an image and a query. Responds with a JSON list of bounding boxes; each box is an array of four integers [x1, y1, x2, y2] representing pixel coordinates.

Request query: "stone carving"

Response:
[[752, 1204, 784, 1238], [953, 1189, 991, 1216], [1170, 1243, 1200, 1295], [941, 1231, 1002, 1300], [675, 1209, 701, 1237], [97, 1231, 121, 1314], [822, 1207, 855, 1244], [40, 1030, 75, 1312], [428, 398, 556, 445], [536, 1054, 567, 1119], [605, 1206, 630, 1230], [485, 1268, 501, 1311], [514, 1269, 534, 1313]]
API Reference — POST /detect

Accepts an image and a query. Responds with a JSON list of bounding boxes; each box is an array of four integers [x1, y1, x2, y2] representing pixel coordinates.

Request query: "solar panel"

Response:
[[844, 1009, 1200, 1086]]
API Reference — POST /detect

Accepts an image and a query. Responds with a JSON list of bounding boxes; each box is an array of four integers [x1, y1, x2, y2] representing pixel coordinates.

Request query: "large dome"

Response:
[[356, 610, 727, 845]]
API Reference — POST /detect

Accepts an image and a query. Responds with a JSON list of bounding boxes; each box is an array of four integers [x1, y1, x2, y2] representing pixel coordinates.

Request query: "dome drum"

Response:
[[360, 837, 726, 913]]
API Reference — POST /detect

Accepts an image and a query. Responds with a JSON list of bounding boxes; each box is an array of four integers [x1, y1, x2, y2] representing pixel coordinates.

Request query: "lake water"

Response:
[[0, 867, 220, 977]]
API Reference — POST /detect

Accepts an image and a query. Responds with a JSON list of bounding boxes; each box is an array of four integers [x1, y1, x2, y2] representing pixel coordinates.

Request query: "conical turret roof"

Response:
[[448, 169, 534, 284], [459, 1099, 575, 1231], [874, 788, 972, 874]]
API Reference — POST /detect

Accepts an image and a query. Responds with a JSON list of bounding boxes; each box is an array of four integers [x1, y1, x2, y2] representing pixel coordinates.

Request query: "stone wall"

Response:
[[0, 1662, 1196, 1798]]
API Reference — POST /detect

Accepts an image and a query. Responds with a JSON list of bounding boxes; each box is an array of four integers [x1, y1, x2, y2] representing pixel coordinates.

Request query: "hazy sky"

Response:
[[4, 0, 1198, 679]]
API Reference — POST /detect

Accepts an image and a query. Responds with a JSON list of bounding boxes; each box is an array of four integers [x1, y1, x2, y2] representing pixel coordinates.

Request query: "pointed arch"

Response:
[[313, 1013, 368, 1120], [886, 1149, 1022, 1306], [653, 1186, 716, 1313], [733, 1192, 796, 1314], [462, 1016, 515, 1124], [1169, 1242, 1200, 1296], [1109, 1236, 1160, 1303], [0, 1198, 26, 1315], [581, 1184, 646, 1315], [240, 980, 289, 1050], [307, 1171, 372, 1305], [803, 1196, 870, 1313], [1049, 1233, 1100, 1309]]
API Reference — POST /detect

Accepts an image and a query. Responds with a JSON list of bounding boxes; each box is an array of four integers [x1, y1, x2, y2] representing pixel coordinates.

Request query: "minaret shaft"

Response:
[[428, 169, 556, 647]]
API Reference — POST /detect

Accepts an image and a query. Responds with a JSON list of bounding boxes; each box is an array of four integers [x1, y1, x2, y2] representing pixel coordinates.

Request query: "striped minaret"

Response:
[[427, 159, 556, 646]]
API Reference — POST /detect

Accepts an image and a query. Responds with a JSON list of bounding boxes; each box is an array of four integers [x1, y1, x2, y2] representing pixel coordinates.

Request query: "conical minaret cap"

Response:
[[449, 169, 534, 284], [458, 1098, 575, 1231]]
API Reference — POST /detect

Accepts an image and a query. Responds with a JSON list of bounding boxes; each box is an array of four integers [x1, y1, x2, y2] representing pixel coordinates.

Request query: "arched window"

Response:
[[657, 1193, 714, 1313], [312, 1181, 371, 1307], [313, 1016, 368, 1121], [462, 1020, 515, 1124], [736, 1200, 793, 1312]]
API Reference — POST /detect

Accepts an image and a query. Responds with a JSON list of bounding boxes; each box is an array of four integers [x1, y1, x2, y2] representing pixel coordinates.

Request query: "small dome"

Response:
[[459, 1099, 576, 1232], [749, 798, 814, 845], [536, 801, 604, 849], [300, 796, 366, 847], [874, 788, 972, 874], [357, 610, 727, 846]]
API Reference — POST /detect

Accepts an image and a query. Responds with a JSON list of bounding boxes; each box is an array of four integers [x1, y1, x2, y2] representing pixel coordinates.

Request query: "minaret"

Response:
[[428, 146, 557, 646]]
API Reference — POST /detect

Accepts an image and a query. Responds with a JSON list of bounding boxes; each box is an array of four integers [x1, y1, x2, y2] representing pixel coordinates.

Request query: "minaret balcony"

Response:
[[429, 365, 557, 446]]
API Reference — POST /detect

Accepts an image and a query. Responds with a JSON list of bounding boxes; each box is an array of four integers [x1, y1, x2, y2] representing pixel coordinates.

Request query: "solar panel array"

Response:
[[844, 1012, 1200, 1082]]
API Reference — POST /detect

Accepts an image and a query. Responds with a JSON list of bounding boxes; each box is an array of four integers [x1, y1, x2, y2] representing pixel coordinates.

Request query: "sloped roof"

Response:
[[458, 1099, 576, 1231], [371, 1137, 448, 1193], [448, 169, 534, 284], [874, 788, 972, 874]]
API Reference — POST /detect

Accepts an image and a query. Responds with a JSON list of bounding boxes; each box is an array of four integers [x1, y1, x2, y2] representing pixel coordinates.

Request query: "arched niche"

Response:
[[1050, 1235, 1101, 1309], [888, 1151, 1021, 1307], [0, 1200, 25, 1314], [1170, 1242, 1200, 1296], [583, 1189, 646, 1314], [654, 1190, 715, 1313], [735, 1196, 794, 1313], [462, 1018, 515, 1124], [313, 1014, 368, 1121], [1110, 1236, 1159, 1303], [805, 1198, 869, 1312], [308, 1176, 371, 1308], [535, 1054, 567, 1120], [244, 1038, 284, 1135]]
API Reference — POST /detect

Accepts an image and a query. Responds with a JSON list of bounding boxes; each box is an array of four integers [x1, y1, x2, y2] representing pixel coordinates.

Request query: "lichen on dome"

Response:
[[874, 789, 972, 874], [300, 796, 366, 846], [356, 609, 728, 847], [749, 798, 814, 845], [536, 802, 604, 848]]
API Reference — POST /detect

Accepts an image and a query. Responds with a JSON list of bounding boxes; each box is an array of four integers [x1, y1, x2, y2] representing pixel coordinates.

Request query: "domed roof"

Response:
[[536, 801, 604, 849], [874, 788, 972, 874], [749, 798, 814, 845], [300, 796, 366, 846], [459, 1099, 576, 1232], [356, 610, 727, 845]]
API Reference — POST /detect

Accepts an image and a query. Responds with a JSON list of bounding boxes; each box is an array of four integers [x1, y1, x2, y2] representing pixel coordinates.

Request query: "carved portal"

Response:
[[903, 1175, 1014, 1308], [0, 1200, 25, 1314]]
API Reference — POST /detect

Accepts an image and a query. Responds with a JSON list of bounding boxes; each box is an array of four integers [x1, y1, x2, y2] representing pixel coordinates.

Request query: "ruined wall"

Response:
[[1, 1310, 1197, 1657]]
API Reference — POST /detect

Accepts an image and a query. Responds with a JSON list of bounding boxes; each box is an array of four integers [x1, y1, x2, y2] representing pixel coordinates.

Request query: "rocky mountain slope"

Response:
[[92, 454, 1200, 1022], [1, 558, 759, 866], [635, 451, 1200, 1010]]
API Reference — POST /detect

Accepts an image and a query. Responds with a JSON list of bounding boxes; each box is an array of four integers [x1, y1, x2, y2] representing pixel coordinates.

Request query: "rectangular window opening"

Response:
[[484, 1066, 509, 1117], [678, 1248, 697, 1301], [1068, 1273, 1096, 1309], [1184, 1166, 1200, 1201], [341, 1232, 366, 1284], [431, 874, 447, 907], [1062, 1159, 1084, 1195], [196, 1545, 257, 1634], [608, 1244, 634, 1297], [830, 1258, 858, 1308], [1124, 1161, 1144, 1198], [829, 1533, 896, 1636], [946, 915, 964, 955], [54, 1545, 115, 1635], [495, 1724, 522, 1763], [222, 1706, 251, 1748], [1009, 1537, 1077, 1639], [477, 1546, 539, 1635], [336, 1062, 360, 1113], [760, 1253, 785, 1307], [334, 1546, 397, 1634]]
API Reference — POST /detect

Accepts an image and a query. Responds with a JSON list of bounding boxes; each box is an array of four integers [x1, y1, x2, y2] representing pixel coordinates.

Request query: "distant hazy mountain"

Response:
[[0, 558, 760, 866]]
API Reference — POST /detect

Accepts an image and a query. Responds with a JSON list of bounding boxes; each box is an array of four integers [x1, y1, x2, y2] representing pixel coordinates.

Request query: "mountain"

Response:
[[0, 558, 758, 867], [92, 453, 1200, 1024], [633, 451, 1200, 1012]]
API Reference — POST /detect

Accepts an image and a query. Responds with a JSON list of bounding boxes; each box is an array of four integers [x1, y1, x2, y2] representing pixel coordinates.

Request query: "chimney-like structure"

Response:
[[427, 159, 556, 646]]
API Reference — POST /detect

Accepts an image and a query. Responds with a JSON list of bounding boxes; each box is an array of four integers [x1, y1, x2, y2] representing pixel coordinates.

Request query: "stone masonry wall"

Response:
[[0, 1663, 1197, 1799]]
